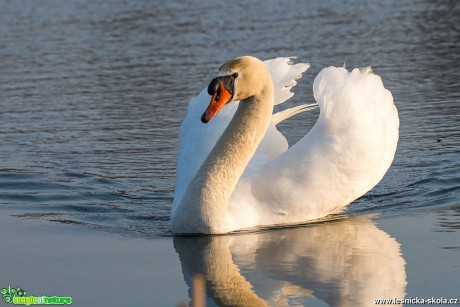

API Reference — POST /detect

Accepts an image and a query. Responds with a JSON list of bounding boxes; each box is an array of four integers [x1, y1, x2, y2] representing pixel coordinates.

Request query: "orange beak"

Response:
[[201, 84, 233, 123]]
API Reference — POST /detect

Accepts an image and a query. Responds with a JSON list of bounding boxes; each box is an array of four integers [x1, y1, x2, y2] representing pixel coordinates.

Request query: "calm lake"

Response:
[[0, 0, 459, 306]]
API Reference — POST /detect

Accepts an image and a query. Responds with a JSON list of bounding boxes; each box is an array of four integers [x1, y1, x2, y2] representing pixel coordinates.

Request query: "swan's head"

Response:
[[202, 56, 271, 123]]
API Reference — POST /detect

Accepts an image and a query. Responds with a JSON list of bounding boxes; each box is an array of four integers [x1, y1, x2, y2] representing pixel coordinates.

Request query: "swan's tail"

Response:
[[272, 103, 318, 125]]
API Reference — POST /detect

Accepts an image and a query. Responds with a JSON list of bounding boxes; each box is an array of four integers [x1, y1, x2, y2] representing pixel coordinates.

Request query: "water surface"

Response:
[[0, 0, 459, 306]]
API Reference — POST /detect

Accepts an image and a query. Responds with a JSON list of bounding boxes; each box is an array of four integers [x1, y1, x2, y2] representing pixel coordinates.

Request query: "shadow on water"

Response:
[[174, 215, 406, 307]]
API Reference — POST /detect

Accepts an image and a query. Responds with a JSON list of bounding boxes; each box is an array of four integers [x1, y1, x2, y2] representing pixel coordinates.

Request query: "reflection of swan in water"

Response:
[[174, 215, 406, 307]]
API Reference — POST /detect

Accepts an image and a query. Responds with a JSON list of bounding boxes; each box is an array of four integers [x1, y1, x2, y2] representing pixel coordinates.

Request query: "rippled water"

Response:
[[1, 0, 458, 237], [0, 0, 459, 305]]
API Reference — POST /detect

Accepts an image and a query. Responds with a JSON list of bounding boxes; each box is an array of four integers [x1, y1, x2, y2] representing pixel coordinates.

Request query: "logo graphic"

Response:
[[1, 285, 72, 306]]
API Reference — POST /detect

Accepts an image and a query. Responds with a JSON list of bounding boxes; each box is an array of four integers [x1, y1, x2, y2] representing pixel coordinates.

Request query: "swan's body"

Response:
[[171, 56, 399, 234]]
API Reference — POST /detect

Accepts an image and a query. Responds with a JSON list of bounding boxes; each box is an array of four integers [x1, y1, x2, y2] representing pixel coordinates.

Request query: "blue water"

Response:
[[1, 0, 458, 236], [0, 0, 459, 306]]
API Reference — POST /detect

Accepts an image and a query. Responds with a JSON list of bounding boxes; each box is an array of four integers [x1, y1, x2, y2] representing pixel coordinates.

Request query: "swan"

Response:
[[171, 56, 399, 234]]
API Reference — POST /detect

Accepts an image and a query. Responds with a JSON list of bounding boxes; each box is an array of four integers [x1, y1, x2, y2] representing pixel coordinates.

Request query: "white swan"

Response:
[[171, 56, 399, 234]]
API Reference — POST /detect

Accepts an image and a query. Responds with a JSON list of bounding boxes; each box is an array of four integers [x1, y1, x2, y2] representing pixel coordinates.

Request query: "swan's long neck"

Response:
[[174, 86, 274, 234]]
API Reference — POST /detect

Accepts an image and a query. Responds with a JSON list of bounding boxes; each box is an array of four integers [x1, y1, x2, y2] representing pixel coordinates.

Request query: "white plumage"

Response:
[[171, 56, 399, 234]]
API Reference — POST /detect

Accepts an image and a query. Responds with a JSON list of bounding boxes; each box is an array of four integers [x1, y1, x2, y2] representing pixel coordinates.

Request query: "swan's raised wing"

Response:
[[265, 57, 310, 105], [173, 58, 310, 209], [249, 67, 399, 221]]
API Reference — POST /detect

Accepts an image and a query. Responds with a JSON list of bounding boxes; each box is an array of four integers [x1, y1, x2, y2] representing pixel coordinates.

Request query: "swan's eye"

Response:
[[232, 72, 239, 79], [214, 87, 221, 101]]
